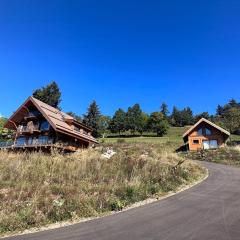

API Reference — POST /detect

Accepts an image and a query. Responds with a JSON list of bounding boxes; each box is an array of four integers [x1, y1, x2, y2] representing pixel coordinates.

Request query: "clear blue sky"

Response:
[[1, 0, 240, 118]]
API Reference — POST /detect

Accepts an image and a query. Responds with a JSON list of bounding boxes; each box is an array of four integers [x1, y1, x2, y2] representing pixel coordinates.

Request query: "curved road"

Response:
[[4, 161, 240, 240]]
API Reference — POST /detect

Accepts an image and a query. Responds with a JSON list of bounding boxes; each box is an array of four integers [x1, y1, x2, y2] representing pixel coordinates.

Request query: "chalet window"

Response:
[[40, 120, 50, 131], [32, 137, 38, 145], [38, 136, 48, 144], [28, 110, 41, 117], [16, 137, 26, 146], [205, 128, 212, 136], [203, 140, 218, 149], [197, 128, 203, 136], [193, 139, 199, 144], [28, 136, 33, 145]]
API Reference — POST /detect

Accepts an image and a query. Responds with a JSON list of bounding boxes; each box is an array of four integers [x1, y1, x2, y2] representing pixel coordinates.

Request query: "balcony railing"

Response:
[[0, 141, 14, 148], [15, 137, 54, 147], [17, 125, 40, 133], [0, 137, 54, 148]]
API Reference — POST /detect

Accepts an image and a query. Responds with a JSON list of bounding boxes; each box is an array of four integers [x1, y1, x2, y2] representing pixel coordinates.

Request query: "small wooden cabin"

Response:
[[1, 96, 98, 151], [183, 118, 230, 151]]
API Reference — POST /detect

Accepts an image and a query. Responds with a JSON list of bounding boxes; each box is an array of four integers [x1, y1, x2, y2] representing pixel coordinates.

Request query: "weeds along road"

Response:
[[4, 161, 240, 240]]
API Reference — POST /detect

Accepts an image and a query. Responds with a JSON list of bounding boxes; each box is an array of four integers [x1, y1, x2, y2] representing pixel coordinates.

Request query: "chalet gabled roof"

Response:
[[4, 96, 98, 144], [182, 118, 230, 139]]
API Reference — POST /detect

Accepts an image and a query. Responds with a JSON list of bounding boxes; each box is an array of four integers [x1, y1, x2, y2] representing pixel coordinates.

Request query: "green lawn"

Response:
[[100, 127, 240, 156], [99, 127, 190, 150], [229, 134, 240, 142]]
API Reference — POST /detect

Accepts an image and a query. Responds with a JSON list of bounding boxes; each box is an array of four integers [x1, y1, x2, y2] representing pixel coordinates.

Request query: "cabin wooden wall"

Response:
[[187, 122, 227, 151]]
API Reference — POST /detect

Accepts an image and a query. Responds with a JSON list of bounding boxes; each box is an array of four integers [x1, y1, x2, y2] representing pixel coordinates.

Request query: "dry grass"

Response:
[[0, 142, 206, 235], [183, 146, 240, 166], [232, 145, 240, 153]]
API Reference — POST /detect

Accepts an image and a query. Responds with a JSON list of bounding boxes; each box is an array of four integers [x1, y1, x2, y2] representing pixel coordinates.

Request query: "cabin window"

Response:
[[203, 140, 218, 149], [28, 136, 33, 145], [38, 136, 48, 144], [205, 128, 212, 136], [193, 139, 199, 144], [197, 128, 203, 136], [16, 137, 26, 146], [40, 120, 50, 131], [28, 110, 41, 117]]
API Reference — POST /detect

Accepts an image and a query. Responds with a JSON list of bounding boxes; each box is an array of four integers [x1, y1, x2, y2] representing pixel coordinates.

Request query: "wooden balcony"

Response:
[[17, 125, 40, 134], [0, 141, 14, 148], [0, 139, 78, 152]]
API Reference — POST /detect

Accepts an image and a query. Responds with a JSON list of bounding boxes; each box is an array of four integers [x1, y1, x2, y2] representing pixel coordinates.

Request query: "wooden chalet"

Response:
[[183, 118, 230, 151], [1, 96, 98, 151]]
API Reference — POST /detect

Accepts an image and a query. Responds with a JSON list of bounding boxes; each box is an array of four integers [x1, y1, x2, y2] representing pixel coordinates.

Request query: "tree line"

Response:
[[3, 81, 240, 140], [29, 81, 240, 138]]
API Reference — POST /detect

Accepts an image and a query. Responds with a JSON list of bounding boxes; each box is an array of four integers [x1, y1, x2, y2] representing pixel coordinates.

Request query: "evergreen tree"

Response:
[[83, 100, 101, 137], [66, 111, 82, 122], [160, 102, 169, 117], [194, 112, 210, 122], [170, 106, 194, 126], [181, 107, 194, 126], [170, 106, 181, 126], [109, 109, 126, 135], [125, 104, 143, 134], [148, 112, 169, 136], [228, 99, 240, 108], [216, 104, 224, 116], [33, 81, 61, 108], [217, 99, 240, 116]]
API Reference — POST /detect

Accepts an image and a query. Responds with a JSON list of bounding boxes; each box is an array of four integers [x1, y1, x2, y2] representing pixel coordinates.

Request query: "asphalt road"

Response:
[[4, 161, 240, 240]]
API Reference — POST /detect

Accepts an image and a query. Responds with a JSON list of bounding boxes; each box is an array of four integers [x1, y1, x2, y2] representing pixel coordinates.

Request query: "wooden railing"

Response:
[[0, 139, 54, 148], [0, 140, 78, 151], [15, 138, 54, 147], [17, 125, 40, 133], [0, 141, 14, 148]]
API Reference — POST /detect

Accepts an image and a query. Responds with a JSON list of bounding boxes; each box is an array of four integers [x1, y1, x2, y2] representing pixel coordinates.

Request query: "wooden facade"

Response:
[[1, 96, 98, 152], [183, 118, 230, 151]]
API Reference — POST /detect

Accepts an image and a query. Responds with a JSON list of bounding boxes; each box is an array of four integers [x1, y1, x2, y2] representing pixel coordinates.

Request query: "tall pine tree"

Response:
[[160, 102, 169, 117], [83, 100, 101, 137], [33, 81, 61, 108]]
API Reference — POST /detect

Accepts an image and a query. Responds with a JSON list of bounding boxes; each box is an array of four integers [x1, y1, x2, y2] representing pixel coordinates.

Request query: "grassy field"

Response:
[[100, 127, 189, 148], [0, 141, 206, 235], [101, 127, 240, 150], [229, 134, 240, 143]]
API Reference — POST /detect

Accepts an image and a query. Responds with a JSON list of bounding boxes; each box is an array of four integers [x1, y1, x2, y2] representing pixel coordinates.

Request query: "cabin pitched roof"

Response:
[[182, 118, 230, 140], [4, 96, 98, 144]]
